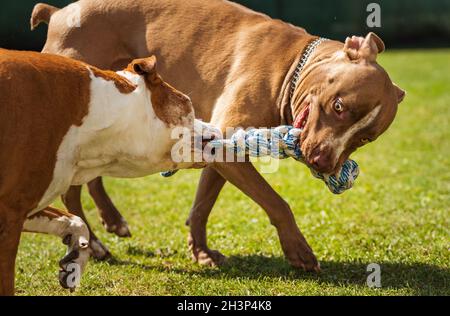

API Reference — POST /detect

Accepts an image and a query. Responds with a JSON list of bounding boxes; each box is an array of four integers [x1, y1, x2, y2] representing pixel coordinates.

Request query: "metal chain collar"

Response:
[[289, 37, 329, 102]]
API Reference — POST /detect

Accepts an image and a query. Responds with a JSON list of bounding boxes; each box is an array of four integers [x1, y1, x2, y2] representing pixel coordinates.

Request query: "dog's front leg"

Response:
[[62, 185, 111, 260], [23, 207, 91, 291], [214, 162, 318, 271], [0, 203, 24, 296], [87, 178, 131, 238]]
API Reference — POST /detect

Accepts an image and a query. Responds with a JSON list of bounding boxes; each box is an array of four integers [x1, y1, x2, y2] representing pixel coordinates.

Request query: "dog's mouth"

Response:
[[295, 104, 311, 159], [294, 105, 310, 130], [295, 105, 326, 172]]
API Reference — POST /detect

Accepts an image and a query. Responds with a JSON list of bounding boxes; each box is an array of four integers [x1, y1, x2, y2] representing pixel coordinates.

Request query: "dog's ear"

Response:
[[132, 56, 157, 76], [344, 32, 385, 62], [393, 83, 406, 104]]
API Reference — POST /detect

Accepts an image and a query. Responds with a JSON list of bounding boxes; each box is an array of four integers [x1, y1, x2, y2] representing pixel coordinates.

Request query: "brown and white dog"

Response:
[[31, 0, 405, 271], [0, 49, 219, 295]]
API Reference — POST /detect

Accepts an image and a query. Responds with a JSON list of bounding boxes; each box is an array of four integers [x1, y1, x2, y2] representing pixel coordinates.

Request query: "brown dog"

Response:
[[0, 49, 218, 295], [31, 0, 405, 270]]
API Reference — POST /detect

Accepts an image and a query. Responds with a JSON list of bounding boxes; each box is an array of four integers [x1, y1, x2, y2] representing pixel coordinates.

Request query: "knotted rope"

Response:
[[161, 125, 359, 194]]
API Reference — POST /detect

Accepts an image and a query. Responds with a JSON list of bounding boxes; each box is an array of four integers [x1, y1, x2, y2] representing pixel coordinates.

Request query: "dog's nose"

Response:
[[312, 152, 333, 173]]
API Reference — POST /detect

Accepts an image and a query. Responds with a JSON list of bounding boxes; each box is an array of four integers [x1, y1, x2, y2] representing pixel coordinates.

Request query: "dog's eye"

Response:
[[361, 138, 370, 144], [333, 99, 344, 113]]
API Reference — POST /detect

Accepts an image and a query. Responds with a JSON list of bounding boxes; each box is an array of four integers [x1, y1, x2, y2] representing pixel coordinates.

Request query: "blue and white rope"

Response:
[[161, 126, 360, 194]]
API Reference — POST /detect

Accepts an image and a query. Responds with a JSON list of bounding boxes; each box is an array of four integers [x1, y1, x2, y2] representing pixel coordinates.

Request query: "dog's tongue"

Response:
[[293, 106, 310, 129]]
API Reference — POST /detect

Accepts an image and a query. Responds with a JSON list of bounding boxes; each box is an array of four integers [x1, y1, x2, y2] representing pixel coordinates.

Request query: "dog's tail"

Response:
[[30, 3, 60, 30]]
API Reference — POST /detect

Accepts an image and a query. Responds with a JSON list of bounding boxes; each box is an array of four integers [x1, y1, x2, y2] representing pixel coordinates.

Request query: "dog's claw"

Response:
[[102, 218, 131, 238], [58, 266, 78, 291], [90, 238, 112, 260], [188, 234, 227, 267], [194, 249, 227, 267], [279, 231, 319, 272], [288, 253, 320, 272]]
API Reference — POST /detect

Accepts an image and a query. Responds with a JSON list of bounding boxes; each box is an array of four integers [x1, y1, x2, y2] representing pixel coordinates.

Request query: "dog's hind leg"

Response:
[[23, 207, 90, 291], [87, 178, 131, 238], [0, 203, 24, 296], [186, 166, 227, 267], [62, 185, 111, 260]]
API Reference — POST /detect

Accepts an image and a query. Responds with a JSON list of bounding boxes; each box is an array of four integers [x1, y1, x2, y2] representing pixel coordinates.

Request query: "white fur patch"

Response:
[[30, 68, 216, 216], [23, 211, 91, 275], [23, 212, 88, 240], [332, 105, 382, 164], [30, 69, 173, 215]]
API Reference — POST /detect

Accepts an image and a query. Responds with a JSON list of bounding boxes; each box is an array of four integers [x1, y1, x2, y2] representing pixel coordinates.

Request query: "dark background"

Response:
[[1, 0, 449, 51]]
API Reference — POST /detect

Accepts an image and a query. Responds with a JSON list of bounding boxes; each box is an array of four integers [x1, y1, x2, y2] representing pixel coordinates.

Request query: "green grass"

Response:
[[15, 50, 449, 296]]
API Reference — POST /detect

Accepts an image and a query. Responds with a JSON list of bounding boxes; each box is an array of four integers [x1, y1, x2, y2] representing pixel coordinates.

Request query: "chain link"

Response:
[[289, 38, 329, 102]]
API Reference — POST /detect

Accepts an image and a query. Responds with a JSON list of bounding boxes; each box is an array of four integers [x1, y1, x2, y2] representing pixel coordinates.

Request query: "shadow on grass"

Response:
[[106, 252, 449, 295], [220, 255, 450, 295]]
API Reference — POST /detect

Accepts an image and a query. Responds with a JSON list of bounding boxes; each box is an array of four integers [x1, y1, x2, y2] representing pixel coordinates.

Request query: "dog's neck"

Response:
[[72, 70, 173, 184]]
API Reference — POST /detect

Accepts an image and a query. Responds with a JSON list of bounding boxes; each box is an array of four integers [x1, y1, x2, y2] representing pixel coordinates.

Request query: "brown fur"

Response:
[[291, 36, 402, 173], [89, 67, 137, 94], [34, 0, 405, 271], [127, 58, 193, 126], [0, 49, 91, 295], [0, 49, 91, 211], [30, 3, 59, 30], [0, 49, 197, 295], [25, 206, 74, 222]]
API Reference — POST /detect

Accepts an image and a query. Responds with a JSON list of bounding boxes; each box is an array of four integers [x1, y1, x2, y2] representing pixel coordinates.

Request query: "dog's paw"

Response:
[[194, 249, 227, 267], [58, 251, 82, 291], [90, 238, 112, 261], [102, 218, 131, 238], [188, 234, 227, 267], [286, 250, 320, 272], [59, 266, 77, 291], [279, 232, 320, 272]]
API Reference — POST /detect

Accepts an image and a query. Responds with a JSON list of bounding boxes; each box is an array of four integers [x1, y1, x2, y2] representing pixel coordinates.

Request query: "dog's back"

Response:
[[32, 0, 310, 124]]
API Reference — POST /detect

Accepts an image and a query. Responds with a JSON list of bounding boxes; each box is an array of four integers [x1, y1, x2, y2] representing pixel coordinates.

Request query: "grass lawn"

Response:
[[15, 49, 449, 296]]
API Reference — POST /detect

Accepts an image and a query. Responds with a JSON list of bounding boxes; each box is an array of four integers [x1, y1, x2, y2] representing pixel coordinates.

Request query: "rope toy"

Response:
[[161, 125, 360, 194]]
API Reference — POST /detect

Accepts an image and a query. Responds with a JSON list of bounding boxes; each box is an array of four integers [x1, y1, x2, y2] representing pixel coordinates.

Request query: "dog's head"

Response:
[[293, 33, 405, 174], [125, 56, 221, 167]]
